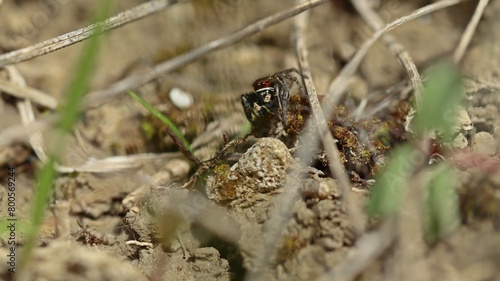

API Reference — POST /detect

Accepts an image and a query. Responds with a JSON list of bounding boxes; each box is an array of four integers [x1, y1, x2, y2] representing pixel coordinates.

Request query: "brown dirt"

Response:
[[1, 0, 500, 280]]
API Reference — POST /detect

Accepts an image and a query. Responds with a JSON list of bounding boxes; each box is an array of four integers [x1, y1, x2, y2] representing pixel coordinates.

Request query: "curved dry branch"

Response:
[[350, 0, 424, 107]]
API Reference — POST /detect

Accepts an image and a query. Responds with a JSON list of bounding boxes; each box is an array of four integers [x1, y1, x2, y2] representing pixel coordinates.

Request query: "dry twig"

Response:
[[453, 0, 490, 64], [0, 0, 181, 67], [125, 240, 153, 248], [55, 152, 181, 173], [4, 66, 49, 163], [0, 78, 57, 109], [293, 1, 364, 232], [0, 114, 57, 147]]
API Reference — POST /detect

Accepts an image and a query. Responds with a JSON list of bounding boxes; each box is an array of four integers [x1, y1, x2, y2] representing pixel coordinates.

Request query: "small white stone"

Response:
[[169, 87, 193, 109]]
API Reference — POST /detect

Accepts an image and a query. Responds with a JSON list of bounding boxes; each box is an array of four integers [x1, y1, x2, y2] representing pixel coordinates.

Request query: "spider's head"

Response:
[[241, 91, 274, 123], [242, 73, 294, 129]]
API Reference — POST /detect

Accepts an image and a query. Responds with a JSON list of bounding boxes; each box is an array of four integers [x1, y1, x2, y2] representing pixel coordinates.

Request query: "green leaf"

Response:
[[413, 62, 463, 137], [21, 1, 113, 268], [426, 163, 459, 242], [127, 90, 192, 153], [367, 144, 415, 217]]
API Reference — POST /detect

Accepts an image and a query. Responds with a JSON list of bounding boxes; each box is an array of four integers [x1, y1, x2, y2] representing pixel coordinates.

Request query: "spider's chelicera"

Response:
[[241, 68, 302, 127]]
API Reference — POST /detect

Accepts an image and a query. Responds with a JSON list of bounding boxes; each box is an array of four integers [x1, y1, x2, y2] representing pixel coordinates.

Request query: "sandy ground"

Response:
[[1, 0, 500, 280]]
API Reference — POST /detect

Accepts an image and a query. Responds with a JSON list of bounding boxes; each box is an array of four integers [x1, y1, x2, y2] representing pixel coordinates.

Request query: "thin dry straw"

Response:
[[0, 79, 57, 109], [0, 0, 181, 67], [5, 66, 49, 163], [0, 114, 57, 147], [293, 2, 364, 235], [453, 0, 490, 64]]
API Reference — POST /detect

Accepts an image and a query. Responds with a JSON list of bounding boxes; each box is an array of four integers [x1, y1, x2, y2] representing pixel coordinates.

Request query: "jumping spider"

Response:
[[241, 68, 304, 129]]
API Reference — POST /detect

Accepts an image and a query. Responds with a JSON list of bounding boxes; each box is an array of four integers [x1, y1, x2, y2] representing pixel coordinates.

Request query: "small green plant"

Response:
[[367, 62, 462, 240], [127, 90, 192, 154]]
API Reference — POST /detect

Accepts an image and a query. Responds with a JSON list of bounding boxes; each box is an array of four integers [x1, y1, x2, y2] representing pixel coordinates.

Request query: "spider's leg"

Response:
[[275, 68, 306, 96], [279, 67, 301, 77], [280, 88, 290, 126], [241, 93, 257, 123], [274, 79, 290, 126]]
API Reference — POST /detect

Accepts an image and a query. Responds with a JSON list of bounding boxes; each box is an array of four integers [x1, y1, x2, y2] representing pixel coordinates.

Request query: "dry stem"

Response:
[[293, 2, 364, 232], [0, 78, 57, 109], [4, 66, 49, 163], [0, 0, 181, 67], [453, 0, 490, 64]]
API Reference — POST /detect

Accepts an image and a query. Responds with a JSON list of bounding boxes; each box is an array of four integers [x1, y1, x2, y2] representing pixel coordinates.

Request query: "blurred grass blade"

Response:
[[127, 90, 192, 153], [426, 163, 459, 242], [369, 62, 461, 215], [21, 1, 113, 268], [367, 144, 414, 217], [413, 62, 463, 137]]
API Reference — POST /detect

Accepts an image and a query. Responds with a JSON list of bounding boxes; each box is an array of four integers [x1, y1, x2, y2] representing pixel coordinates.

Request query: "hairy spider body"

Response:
[[241, 68, 302, 129]]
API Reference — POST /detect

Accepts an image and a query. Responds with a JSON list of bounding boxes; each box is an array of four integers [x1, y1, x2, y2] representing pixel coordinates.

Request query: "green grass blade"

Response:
[[20, 1, 113, 268], [127, 90, 193, 153], [368, 62, 463, 243], [426, 163, 459, 241], [413, 62, 463, 137], [367, 144, 414, 217]]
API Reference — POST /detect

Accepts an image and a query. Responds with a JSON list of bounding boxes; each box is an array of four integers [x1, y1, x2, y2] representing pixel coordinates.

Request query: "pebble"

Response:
[[455, 106, 474, 131], [452, 132, 468, 149], [471, 131, 497, 155], [169, 87, 194, 109]]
